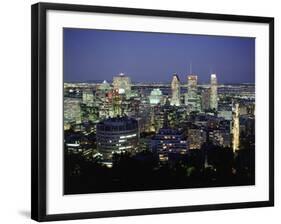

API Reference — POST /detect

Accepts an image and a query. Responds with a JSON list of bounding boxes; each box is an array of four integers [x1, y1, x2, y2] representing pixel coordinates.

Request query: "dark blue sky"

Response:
[[63, 28, 255, 84]]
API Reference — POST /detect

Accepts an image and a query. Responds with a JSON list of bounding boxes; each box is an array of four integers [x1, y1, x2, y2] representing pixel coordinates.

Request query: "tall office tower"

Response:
[[170, 74, 181, 106], [201, 88, 210, 111], [149, 108, 156, 132], [232, 103, 240, 152], [112, 73, 132, 98], [96, 80, 113, 119], [210, 74, 218, 110], [112, 89, 122, 117], [82, 88, 94, 106], [185, 75, 200, 111], [96, 80, 111, 103]]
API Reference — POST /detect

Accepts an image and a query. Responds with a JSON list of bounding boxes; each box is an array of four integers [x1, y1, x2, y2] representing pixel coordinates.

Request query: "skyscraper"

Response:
[[232, 103, 240, 152], [112, 73, 132, 98], [112, 89, 122, 117], [201, 88, 210, 111], [96, 80, 114, 119], [170, 74, 181, 106], [210, 74, 218, 110], [185, 75, 200, 111]]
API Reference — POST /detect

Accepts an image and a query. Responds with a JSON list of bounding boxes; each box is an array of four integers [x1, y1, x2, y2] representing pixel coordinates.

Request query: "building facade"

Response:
[[64, 98, 82, 129], [232, 103, 240, 152], [149, 88, 163, 105], [96, 116, 139, 161], [82, 88, 94, 106], [151, 127, 188, 162], [112, 73, 132, 98], [188, 128, 207, 149], [170, 74, 181, 106], [185, 75, 200, 112], [210, 74, 218, 110], [201, 88, 210, 111]]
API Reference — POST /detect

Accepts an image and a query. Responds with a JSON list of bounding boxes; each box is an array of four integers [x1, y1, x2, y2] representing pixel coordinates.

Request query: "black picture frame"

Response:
[[31, 2, 274, 222]]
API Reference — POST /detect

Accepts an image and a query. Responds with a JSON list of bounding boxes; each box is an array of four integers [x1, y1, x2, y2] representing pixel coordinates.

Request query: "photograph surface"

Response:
[[63, 28, 255, 194]]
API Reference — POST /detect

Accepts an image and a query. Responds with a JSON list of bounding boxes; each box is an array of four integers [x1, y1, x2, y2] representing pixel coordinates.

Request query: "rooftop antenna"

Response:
[[189, 62, 192, 74]]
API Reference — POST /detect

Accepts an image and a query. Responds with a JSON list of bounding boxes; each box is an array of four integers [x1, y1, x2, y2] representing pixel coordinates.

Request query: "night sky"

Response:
[[63, 28, 255, 84]]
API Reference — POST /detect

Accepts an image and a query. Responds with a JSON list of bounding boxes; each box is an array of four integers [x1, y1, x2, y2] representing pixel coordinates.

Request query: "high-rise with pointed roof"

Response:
[[170, 74, 181, 106], [210, 74, 218, 110]]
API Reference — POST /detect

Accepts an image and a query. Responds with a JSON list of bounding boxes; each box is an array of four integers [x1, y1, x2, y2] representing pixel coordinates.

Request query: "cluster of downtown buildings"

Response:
[[64, 72, 255, 167]]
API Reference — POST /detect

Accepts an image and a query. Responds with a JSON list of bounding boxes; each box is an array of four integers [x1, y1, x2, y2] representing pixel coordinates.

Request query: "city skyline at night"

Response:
[[63, 28, 255, 195], [63, 28, 255, 84]]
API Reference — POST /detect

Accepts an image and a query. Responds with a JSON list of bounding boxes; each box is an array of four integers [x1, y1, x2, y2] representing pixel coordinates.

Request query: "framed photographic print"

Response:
[[31, 2, 274, 222]]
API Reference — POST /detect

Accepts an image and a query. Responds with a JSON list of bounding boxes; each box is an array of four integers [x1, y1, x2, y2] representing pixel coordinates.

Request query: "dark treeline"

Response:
[[64, 144, 254, 194]]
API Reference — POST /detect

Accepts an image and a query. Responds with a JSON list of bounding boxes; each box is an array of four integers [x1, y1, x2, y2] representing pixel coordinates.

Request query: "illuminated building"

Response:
[[124, 98, 140, 117], [188, 128, 207, 149], [217, 104, 232, 121], [149, 88, 163, 105], [153, 106, 165, 132], [112, 73, 131, 98], [149, 108, 156, 132], [239, 115, 255, 136], [99, 80, 111, 92], [218, 103, 233, 121], [96, 80, 111, 101], [138, 98, 152, 133], [97, 78, 129, 119], [239, 115, 255, 149], [96, 80, 114, 119], [232, 103, 240, 152], [151, 127, 188, 161], [239, 102, 255, 116], [98, 97, 113, 119], [112, 89, 122, 117], [80, 103, 99, 123], [201, 88, 210, 111], [170, 74, 181, 106], [142, 105, 165, 133], [185, 75, 200, 111], [82, 88, 94, 106], [96, 116, 139, 161], [218, 110, 232, 121], [209, 129, 231, 147], [210, 74, 218, 110], [64, 98, 82, 128]]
